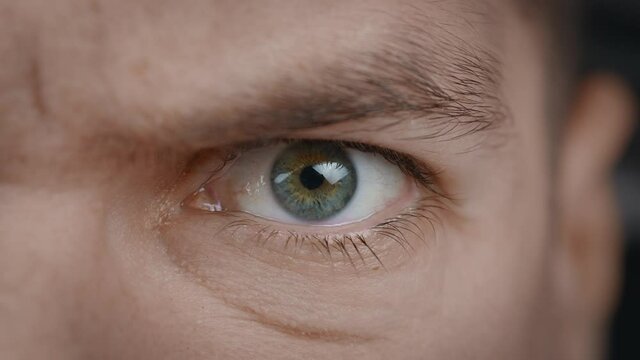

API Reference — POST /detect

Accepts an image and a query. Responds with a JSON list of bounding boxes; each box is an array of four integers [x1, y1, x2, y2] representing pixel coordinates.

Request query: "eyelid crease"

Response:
[[228, 301, 381, 344]]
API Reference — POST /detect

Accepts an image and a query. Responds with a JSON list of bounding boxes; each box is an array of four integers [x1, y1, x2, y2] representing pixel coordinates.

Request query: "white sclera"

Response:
[[225, 145, 407, 226]]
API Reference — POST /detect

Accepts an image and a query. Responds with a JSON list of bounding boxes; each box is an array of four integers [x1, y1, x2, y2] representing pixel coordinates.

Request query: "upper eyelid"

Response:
[[338, 140, 443, 191], [176, 137, 456, 224], [192, 137, 443, 194]]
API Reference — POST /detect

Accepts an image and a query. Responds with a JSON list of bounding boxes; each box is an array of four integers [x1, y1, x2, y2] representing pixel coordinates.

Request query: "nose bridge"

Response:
[[0, 260, 82, 359], [0, 188, 110, 359]]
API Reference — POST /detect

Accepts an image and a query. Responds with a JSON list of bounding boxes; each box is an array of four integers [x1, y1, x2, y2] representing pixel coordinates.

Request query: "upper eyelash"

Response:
[[233, 138, 444, 193], [338, 141, 443, 194]]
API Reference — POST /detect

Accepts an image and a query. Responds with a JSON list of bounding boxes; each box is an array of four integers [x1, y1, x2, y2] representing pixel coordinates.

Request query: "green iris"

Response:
[[270, 141, 357, 221]]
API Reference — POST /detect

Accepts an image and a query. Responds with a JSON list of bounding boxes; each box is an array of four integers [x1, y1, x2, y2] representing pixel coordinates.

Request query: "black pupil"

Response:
[[299, 166, 325, 190]]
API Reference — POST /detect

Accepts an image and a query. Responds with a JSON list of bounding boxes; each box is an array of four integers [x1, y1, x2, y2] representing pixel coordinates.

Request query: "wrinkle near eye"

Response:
[[212, 294, 382, 345], [160, 210, 439, 345]]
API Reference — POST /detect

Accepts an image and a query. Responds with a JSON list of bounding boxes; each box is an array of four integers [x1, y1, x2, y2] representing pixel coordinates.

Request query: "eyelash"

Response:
[[211, 195, 443, 271], [233, 138, 443, 192], [184, 139, 447, 271]]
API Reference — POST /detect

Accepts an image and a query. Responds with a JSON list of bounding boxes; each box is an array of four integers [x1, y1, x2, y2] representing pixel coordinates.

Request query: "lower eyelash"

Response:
[[216, 195, 445, 271]]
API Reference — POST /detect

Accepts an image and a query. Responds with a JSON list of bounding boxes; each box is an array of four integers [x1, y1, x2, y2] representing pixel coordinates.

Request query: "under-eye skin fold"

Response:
[[178, 139, 448, 271]]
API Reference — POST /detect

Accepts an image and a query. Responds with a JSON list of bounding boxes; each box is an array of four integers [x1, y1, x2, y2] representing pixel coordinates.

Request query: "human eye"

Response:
[[186, 140, 412, 226], [167, 139, 448, 273]]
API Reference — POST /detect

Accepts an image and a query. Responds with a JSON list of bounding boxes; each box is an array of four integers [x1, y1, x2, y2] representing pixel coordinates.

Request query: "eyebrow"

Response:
[[103, 8, 508, 151]]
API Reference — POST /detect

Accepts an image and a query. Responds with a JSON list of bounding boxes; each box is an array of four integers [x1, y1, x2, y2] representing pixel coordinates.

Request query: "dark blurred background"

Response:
[[582, 0, 640, 359]]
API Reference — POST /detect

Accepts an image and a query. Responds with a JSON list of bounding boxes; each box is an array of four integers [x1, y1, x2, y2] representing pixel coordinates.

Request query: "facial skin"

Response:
[[0, 1, 636, 359]]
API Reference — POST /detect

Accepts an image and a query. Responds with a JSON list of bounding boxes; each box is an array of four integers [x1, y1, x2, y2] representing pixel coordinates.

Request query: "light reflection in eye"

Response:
[[310, 163, 350, 184], [269, 142, 357, 221]]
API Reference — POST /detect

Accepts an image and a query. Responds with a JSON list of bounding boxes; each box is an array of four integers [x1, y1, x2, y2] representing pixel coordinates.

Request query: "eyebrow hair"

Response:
[[104, 7, 508, 151]]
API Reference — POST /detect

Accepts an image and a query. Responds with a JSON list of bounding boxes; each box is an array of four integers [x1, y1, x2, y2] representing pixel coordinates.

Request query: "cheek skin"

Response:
[[0, 153, 551, 360], [0, 181, 219, 359], [0, 187, 112, 359], [0, 159, 553, 360]]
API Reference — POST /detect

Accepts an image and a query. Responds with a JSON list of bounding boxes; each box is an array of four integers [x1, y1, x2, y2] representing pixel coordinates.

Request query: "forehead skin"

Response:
[[2, 0, 514, 149], [0, 1, 554, 360], [0, 0, 547, 183]]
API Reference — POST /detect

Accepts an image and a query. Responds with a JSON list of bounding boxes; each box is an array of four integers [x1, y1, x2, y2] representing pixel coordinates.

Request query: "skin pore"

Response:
[[0, 1, 635, 359]]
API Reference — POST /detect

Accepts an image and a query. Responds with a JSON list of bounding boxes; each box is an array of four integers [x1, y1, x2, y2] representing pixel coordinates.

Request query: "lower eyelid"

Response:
[[160, 217, 420, 342], [168, 192, 443, 274]]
